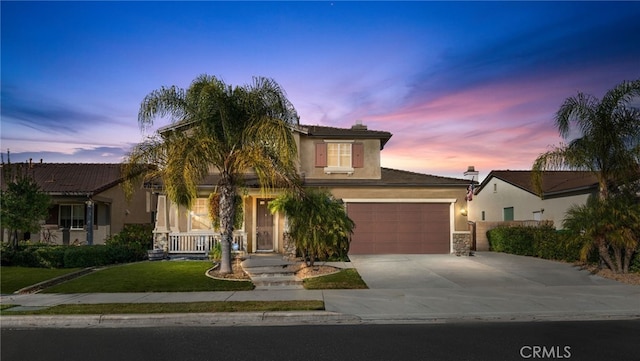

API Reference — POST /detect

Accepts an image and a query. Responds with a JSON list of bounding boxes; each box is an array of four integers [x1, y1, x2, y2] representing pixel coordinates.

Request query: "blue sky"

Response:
[[2, 1, 639, 179]]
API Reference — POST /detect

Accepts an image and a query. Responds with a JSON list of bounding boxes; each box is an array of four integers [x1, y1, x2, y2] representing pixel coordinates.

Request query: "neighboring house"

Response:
[[0, 163, 152, 245], [468, 170, 599, 249], [153, 122, 473, 256]]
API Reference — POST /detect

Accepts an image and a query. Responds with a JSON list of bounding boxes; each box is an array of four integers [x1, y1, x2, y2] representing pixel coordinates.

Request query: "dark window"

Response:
[[503, 207, 514, 221]]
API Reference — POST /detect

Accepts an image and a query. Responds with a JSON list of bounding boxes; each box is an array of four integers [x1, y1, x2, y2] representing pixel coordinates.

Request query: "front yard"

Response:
[[1, 267, 83, 294]]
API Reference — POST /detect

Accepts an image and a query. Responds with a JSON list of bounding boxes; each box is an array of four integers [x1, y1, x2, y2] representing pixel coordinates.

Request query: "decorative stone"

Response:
[[283, 232, 297, 260], [452, 232, 472, 256]]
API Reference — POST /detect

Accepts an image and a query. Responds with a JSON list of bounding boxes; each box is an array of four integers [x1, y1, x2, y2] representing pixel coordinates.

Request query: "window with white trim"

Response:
[[190, 198, 212, 231], [327, 143, 352, 168], [60, 204, 85, 229]]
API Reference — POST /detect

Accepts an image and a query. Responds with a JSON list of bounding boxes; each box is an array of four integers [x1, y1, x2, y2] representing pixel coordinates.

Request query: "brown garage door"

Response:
[[347, 202, 450, 254]]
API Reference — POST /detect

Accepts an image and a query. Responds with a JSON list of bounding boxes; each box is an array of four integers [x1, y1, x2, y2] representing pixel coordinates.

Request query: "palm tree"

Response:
[[123, 75, 301, 274], [532, 79, 640, 199], [533, 79, 640, 273], [269, 188, 354, 266]]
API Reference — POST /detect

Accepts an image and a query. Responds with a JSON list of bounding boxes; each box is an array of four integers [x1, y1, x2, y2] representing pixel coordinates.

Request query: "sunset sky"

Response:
[[2, 1, 639, 180]]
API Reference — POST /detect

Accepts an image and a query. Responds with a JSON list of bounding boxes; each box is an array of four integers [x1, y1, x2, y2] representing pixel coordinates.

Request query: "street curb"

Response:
[[0, 311, 361, 328], [354, 312, 640, 324]]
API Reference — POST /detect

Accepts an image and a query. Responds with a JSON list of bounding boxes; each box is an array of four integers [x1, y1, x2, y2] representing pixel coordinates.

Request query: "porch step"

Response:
[[241, 256, 303, 290], [251, 275, 303, 289], [254, 284, 304, 291], [244, 265, 296, 277]]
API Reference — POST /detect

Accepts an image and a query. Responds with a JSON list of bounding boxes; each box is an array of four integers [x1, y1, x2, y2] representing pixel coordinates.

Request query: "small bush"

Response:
[[105, 223, 153, 263], [106, 224, 153, 249], [208, 242, 222, 261]]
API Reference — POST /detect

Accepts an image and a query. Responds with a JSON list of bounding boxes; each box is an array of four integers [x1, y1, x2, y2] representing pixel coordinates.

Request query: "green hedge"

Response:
[[1, 243, 149, 268], [0, 243, 67, 268], [1, 224, 154, 268], [487, 225, 594, 262]]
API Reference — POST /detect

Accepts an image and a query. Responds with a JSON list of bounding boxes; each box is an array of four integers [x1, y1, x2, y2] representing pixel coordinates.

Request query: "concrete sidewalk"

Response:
[[1, 253, 639, 327]]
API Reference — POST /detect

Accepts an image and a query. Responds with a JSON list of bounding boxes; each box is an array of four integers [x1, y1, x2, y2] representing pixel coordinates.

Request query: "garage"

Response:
[[347, 202, 451, 254]]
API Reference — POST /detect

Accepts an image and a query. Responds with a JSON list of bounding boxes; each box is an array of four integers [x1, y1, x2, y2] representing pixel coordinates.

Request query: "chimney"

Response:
[[464, 166, 479, 179], [351, 120, 368, 130]]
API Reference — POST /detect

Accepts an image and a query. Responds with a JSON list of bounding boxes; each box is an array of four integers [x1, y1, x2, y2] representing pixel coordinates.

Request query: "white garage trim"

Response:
[[343, 198, 457, 254]]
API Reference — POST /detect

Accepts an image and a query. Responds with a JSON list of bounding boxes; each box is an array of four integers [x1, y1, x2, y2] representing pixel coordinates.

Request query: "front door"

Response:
[[256, 198, 274, 251]]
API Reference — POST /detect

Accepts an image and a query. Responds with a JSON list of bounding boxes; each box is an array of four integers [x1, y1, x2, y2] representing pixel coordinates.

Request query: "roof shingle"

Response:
[[477, 170, 598, 197], [1, 163, 125, 195]]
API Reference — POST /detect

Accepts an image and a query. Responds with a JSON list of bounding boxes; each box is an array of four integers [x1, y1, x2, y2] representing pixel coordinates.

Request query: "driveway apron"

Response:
[[321, 252, 640, 322]]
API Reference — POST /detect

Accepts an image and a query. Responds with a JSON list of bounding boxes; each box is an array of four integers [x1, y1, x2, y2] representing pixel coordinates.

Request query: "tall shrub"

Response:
[[269, 188, 354, 266]]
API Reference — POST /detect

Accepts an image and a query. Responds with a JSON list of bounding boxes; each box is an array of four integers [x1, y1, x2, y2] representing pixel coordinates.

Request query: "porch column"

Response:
[[153, 195, 169, 251], [85, 200, 94, 245]]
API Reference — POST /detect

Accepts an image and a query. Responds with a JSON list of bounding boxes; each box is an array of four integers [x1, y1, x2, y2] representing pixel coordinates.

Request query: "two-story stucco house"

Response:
[[153, 122, 473, 256]]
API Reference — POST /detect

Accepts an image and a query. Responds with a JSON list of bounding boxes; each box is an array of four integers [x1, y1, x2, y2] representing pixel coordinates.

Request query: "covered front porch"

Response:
[[151, 193, 290, 257]]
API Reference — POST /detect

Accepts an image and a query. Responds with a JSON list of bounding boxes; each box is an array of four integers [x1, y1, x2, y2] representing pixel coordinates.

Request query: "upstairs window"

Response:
[[327, 143, 351, 168], [315, 142, 364, 172]]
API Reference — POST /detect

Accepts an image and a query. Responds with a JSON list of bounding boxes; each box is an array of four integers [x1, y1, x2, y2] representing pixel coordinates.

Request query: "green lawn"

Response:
[[1, 300, 324, 315], [303, 269, 368, 289], [1, 267, 82, 294], [43, 261, 254, 293]]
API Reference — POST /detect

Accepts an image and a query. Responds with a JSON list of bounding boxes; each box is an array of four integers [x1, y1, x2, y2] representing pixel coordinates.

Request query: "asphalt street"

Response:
[[3, 320, 639, 361]]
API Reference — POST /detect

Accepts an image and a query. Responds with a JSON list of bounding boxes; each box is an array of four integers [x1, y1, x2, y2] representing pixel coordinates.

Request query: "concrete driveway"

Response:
[[321, 252, 640, 322], [347, 252, 620, 289]]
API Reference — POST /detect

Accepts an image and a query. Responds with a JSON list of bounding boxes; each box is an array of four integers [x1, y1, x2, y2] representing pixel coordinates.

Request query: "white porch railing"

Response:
[[167, 231, 247, 254]]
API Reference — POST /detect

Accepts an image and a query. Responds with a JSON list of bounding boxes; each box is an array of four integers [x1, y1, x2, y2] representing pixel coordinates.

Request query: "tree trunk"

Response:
[[623, 246, 634, 274], [597, 238, 617, 273], [217, 180, 236, 275], [612, 246, 623, 273]]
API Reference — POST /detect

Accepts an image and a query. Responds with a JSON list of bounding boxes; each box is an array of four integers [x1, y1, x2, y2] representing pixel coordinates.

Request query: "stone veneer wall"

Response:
[[452, 231, 472, 256], [283, 232, 297, 260]]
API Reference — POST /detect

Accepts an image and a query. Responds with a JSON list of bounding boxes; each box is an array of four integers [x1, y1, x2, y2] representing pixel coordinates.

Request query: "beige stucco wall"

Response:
[[98, 184, 152, 234], [298, 136, 382, 179], [469, 177, 593, 229]]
